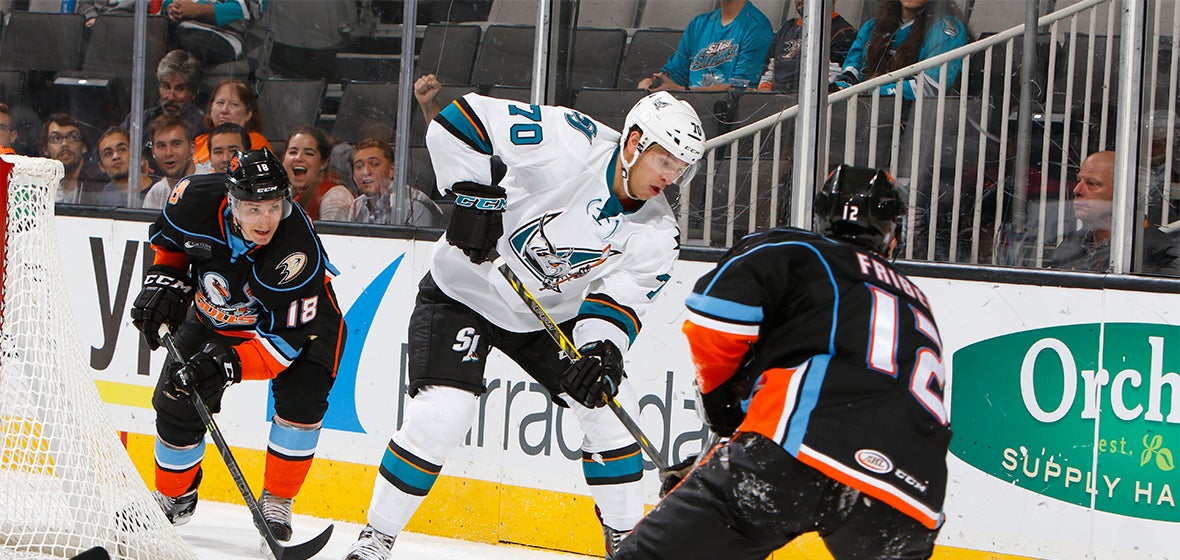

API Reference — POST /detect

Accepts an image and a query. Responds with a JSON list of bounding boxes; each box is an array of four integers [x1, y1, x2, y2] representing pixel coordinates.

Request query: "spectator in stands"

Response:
[[76, 0, 137, 29], [142, 115, 197, 209], [92, 126, 156, 207], [122, 50, 206, 144], [348, 137, 443, 227], [831, 0, 969, 99], [41, 113, 105, 204], [637, 0, 773, 92], [163, 0, 265, 67], [282, 125, 353, 222], [757, 0, 857, 93], [1146, 110, 1180, 226], [193, 79, 270, 172], [206, 122, 250, 174], [0, 103, 18, 154], [1050, 150, 1179, 275]]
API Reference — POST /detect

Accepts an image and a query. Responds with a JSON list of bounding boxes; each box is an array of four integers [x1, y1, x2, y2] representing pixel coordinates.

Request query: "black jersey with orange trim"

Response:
[[682, 227, 950, 529], [147, 173, 345, 381]]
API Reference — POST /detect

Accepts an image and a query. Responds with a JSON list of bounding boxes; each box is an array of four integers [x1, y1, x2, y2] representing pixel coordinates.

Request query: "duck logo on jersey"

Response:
[[276, 252, 307, 285], [195, 271, 259, 326], [509, 212, 620, 293]]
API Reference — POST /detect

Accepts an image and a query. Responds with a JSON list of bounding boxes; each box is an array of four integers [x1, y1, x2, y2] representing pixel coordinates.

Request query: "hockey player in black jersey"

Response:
[[615, 165, 951, 560], [130, 148, 346, 541]]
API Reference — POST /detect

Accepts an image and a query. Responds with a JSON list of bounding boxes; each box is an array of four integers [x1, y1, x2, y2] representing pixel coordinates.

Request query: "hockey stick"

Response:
[[488, 251, 669, 471], [159, 329, 333, 560]]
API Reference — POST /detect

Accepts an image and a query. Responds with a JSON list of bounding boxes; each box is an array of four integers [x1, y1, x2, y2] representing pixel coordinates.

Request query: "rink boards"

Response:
[[56, 216, 1178, 559]]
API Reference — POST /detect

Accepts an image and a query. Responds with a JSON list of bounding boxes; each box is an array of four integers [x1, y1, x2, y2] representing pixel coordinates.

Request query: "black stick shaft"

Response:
[[159, 331, 332, 560]]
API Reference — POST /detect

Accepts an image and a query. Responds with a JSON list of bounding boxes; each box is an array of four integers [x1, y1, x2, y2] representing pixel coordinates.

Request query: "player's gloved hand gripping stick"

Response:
[[472, 156, 670, 471], [158, 327, 333, 560]]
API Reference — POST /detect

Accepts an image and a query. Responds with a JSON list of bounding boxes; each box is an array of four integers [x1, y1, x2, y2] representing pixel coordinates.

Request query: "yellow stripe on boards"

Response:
[[121, 433, 1030, 559], [94, 380, 155, 408]]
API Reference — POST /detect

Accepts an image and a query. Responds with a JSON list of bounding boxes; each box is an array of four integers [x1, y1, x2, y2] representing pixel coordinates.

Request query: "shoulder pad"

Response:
[[251, 215, 325, 292]]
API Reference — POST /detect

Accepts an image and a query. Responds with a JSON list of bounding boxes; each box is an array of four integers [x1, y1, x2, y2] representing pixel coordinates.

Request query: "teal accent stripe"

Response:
[[579, 299, 638, 344], [438, 99, 493, 155], [379, 445, 440, 494], [582, 447, 643, 482]]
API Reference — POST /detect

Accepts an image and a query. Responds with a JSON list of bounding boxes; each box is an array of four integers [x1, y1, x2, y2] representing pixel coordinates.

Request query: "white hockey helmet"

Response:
[[619, 91, 706, 190]]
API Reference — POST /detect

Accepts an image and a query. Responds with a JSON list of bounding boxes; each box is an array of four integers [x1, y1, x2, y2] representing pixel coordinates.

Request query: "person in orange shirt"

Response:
[[192, 79, 270, 171]]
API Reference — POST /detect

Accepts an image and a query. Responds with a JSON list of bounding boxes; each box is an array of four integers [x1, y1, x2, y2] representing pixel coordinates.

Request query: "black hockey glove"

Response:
[[698, 373, 752, 437], [165, 343, 242, 402], [131, 265, 194, 350], [561, 340, 624, 409], [446, 181, 506, 264], [446, 155, 508, 264], [658, 455, 698, 498]]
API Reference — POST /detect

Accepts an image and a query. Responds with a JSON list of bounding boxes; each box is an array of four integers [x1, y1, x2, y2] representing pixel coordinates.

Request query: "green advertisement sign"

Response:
[[951, 323, 1178, 522]]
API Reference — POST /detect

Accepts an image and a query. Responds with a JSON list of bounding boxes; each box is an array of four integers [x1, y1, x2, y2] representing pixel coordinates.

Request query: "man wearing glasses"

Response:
[[0, 103, 18, 154], [40, 113, 105, 204]]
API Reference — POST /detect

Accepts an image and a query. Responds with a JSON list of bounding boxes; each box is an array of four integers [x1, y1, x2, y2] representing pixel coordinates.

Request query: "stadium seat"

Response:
[[575, 0, 639, 29], [332, 81, 399, 143], [637, 0, 717, 31], [0, 12, 85, 73], [572, 88, 648, 133], [471, 25, 536, 88], [486, 0, 536, 25], [416, 24, 481, 86], [617, 29, 682, 89], [569, 28, 627, 90], [258, 78, 326, 142]]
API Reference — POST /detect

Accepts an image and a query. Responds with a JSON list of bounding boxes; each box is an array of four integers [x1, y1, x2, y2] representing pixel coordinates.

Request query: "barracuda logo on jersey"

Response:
[[509, 212, 620, 293], [195, 272, 258, 326]]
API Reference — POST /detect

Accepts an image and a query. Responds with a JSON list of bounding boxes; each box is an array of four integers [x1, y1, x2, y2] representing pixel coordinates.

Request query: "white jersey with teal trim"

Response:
[[425, 93, 680, 352]]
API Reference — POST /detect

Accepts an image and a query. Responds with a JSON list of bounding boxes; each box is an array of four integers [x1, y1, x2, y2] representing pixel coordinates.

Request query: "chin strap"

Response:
[[618, 143, 644, 201]]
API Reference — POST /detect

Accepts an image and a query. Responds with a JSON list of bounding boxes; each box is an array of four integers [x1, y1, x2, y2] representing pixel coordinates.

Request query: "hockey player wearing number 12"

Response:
[[615, 165, 951, 560], [342, 91, 706, 560], [129, 148, 346, 542]]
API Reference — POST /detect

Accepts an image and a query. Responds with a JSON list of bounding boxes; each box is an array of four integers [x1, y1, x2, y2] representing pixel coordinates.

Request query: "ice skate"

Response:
[[152, 469, 201, 525], [342, 524, 397, 560], [603, 524, 630, 559], [259, 489, 294, 541]]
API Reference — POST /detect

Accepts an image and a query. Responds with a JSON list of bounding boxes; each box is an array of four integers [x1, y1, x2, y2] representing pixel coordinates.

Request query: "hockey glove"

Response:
[[447, 180, 506, 264], [697, 373, 752, 437], [131, 265, 194, 350], [560, 340, 624, 409], [658, 455, 698, 498], [165, 343, 242, 401]]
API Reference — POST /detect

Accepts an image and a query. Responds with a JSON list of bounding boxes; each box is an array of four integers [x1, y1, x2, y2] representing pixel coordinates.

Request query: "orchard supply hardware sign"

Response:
[[952, 323, 1178, 522]]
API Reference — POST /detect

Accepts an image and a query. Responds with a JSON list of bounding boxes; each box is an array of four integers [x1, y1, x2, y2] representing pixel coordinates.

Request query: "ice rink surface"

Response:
[[175, 501, 587, 560]]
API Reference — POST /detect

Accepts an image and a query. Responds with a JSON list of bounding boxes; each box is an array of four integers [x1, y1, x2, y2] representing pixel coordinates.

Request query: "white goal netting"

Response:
[[0, 155, 197, 560]]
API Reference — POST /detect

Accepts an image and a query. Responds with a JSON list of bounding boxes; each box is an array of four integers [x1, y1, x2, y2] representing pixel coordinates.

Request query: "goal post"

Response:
[[0, 155, 197, 560]]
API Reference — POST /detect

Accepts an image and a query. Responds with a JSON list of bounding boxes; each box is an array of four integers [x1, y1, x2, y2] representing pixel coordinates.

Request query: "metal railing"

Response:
[[675, 0, 1176, 273]]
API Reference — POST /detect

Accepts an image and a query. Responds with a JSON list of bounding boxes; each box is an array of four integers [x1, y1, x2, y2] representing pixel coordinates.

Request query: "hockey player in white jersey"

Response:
[[342, 91, 705, 560]]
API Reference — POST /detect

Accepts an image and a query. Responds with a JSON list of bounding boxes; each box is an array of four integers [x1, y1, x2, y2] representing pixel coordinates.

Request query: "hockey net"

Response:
[[0, 155, 197, 559]]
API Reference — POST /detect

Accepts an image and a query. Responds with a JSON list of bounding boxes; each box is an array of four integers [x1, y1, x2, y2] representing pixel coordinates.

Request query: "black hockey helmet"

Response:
[[813, 164, 905, 255], [226, 147, 289, 202]]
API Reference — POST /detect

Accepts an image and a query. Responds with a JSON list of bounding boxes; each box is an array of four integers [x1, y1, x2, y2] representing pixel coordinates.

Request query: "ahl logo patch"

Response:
[[276, 252, 307, 284], [855, 449, 894, 474], [509, 212, 620, 292]]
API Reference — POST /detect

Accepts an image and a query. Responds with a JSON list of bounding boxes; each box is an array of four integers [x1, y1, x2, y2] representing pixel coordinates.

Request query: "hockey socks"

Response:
[[154, 439, 203, 498], [583, 443, 645, 531], [263, 416, 321, 498], [366, 386, 476, 535]]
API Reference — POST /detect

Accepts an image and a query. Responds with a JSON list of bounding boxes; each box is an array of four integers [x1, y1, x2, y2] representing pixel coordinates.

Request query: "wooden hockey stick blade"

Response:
[[488, 254, 669, 471], [158, 329, 334, 560]]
